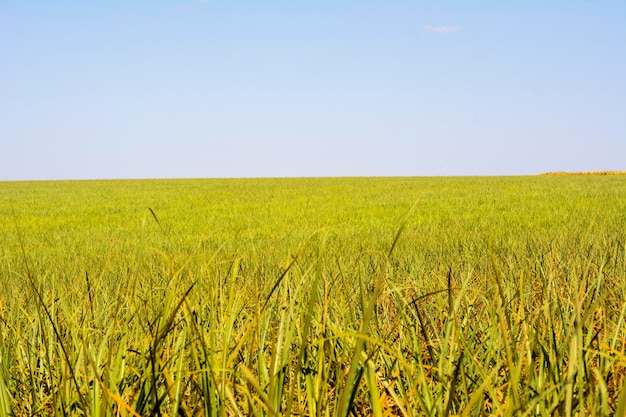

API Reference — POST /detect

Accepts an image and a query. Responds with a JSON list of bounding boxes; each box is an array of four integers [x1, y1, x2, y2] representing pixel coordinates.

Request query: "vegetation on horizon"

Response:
[[1, 176, 625, 416], [540, 171, 626, 176]]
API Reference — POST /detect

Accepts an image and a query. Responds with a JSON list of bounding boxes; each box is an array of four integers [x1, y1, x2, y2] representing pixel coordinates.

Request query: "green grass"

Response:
[[1, 176, 625, 416]]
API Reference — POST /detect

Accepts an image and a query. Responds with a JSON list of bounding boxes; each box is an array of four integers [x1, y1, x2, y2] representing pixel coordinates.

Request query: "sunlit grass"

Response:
[[1, 176, 625, 415]]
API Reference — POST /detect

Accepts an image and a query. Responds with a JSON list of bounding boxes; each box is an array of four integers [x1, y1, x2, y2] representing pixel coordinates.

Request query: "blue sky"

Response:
[[1, 0, 624, 180]]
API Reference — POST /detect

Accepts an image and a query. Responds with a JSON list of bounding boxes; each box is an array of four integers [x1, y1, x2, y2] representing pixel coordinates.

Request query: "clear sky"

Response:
[[1, 0, 624, 180]]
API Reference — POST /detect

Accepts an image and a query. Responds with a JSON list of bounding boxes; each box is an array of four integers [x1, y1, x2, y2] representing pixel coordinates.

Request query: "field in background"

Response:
[[1, 176, 625, 416], [541, 171, 626, 176]]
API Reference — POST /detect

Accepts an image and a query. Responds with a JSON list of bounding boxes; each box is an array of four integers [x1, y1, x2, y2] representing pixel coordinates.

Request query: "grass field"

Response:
[[1, 176, 625, 416]]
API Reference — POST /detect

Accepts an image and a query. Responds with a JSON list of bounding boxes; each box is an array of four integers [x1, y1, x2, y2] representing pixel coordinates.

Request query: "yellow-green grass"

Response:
[[1, 176, 625, 416], [540, 171, 626, 176]]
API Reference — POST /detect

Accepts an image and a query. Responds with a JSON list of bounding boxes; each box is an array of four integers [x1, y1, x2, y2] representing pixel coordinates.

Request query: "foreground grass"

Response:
[[1, 176, 625, 416]]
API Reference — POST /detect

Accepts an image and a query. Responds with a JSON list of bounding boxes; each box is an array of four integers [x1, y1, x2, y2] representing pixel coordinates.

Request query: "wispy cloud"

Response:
[[424, 25, 461, 34]]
